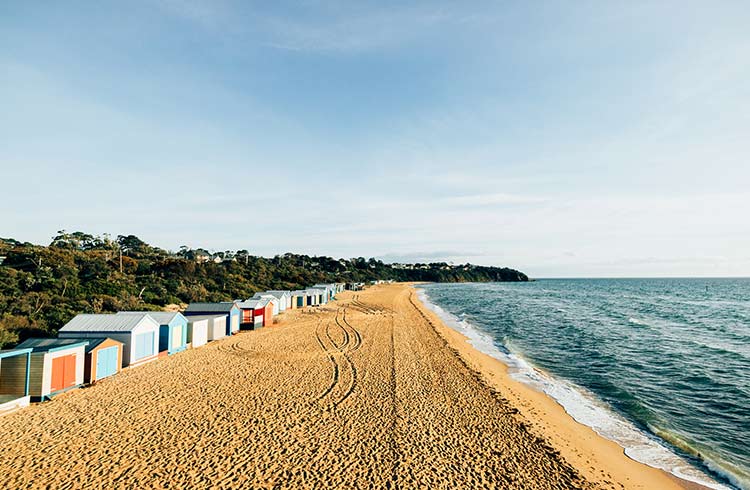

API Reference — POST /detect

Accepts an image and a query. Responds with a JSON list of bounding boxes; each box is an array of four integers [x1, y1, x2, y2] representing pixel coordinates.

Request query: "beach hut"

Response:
[[184, 314, 227, 341], [265, 291, 292, 311], [186, 317, 209, 348], [252, 294, 280, 316], [313, 283, 336, 300], [290, 290, 307, 309], [58, 313, 160, 368], [117, 312, 188, 356], [257, 298, 275, 326], [184, 303, 240, 336], [15, 338, 89, 401], [0, 348, 32, 414], [308, 288, 327, 305], [59, 338, 123, 384], [236, 300, 265, 329]]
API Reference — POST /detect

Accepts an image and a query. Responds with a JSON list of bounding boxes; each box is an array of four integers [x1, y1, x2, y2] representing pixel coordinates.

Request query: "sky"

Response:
[[1, 1, 749, 277]]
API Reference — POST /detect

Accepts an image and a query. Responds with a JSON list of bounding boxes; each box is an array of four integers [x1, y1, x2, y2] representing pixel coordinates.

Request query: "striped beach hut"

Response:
[[186, 317, 209, 348], [184, 314, 227, 341], [184, 303, 240, 336], [15, 338, 89, 401], [60, 338, 123, 384], [265, 291, 292, 311], [58, 314, 160, 368], [0, 348, 32, 414], [118, 312, 188, 356], [236, 300, 265, 329]]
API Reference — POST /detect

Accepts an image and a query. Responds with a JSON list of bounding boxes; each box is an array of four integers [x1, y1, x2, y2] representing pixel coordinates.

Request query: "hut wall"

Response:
[[0, 355, 28, 395]]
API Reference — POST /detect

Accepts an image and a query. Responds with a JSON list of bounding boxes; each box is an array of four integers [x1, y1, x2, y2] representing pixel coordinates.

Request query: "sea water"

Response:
[[419, 279, 750, 489]]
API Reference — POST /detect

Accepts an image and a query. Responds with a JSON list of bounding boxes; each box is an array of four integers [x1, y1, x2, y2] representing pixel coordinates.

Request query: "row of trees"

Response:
[[0, 232, 527, 348]]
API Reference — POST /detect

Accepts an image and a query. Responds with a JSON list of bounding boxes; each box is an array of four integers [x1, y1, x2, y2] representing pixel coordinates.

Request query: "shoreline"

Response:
[[411, 284, 716, 490]]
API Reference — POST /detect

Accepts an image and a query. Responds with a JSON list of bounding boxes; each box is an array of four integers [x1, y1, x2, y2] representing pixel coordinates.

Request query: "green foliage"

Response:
[[0, 234, 527, 348]]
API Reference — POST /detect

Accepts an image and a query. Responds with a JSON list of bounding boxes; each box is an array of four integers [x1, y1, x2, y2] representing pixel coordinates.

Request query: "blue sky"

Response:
[[2, 1, 749, 277]]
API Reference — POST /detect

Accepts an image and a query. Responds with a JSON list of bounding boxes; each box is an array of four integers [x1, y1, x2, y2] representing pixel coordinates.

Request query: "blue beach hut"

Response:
[[118, 312, 188, 355], [184, 303, 241, 336]]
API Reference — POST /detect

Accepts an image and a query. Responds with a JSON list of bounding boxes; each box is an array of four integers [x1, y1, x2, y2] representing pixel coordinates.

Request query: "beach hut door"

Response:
[[51, 355, 76, 392], [96, 346, 118, 380]]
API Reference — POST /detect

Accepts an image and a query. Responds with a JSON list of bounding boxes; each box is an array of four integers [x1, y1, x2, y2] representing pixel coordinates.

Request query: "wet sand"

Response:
[[0, 283, 693, 489]]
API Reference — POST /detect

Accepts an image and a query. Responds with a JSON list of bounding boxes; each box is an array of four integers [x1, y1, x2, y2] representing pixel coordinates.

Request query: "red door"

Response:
[[50, 355, 77, 392]]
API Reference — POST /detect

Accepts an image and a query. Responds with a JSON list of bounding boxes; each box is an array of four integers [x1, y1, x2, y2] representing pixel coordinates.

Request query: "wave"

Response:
[[415, 287, 736, 490], [628, 317, 649, 326]]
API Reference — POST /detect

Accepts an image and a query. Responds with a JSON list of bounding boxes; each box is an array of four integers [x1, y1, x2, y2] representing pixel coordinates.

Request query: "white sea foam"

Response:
[[628, 317, 649, 326], [415, 287, 734, 490]]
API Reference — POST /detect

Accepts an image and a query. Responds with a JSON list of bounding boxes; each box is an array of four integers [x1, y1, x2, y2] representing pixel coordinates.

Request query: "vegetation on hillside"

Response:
[[0, 231, 528, 347]]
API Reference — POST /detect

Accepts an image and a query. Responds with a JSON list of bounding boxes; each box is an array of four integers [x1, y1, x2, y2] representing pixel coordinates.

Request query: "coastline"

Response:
[[411, 284, 714, 490], [0, 283, 719, 488]]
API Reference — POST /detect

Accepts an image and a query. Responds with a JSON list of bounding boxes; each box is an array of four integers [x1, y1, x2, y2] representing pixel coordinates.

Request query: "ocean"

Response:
[[418, 279, 750, 490]]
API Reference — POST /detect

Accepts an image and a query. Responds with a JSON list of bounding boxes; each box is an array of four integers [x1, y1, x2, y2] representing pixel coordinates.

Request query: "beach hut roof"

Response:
[[252, 293, 279, 302], [235, 299, 264, 309], [184, 303, 238, 313], [290, 290, 307, 295], [265, 291, 291, 299], [58, 337, 123, 353], [60, 313, 156, 333], [16, 338, 89, 353], [184, 314, 227, 322], [0, 348, 33, 359], [117, 311, 187, 325]]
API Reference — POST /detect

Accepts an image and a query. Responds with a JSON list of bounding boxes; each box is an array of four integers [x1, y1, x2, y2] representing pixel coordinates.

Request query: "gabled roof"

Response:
[[16, 338, 89, 353], [264, 291, 291, 299], [252, 293, 279, 303], [306, 288, 325, 293], [0, 348, 33, 359], [290, 290, 308, 295], [59, 337, 123, 353], [117, 311, 187, 325], [60, 313, 157, 333], [184, 302, 239, 313], [184, 314, 227, 322], [235, 299, 265, 309]]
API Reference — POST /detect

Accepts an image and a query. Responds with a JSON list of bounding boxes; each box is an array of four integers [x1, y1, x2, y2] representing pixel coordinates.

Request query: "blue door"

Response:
[[95, 346, 118, 380], [134, 332, 155, 360]]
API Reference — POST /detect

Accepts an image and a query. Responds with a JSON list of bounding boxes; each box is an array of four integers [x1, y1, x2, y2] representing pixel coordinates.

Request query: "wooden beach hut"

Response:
[[290, 290, 307, 309], [15, 338, 89, 401], [307, 288, 327, 305], [186, 317, 209, 348], [184, 303, 240, 336], [58, 313, 160, 368], [313, 283, 336, 301], [183, 314, 227, 341], [236, 300, 265, 329], [0, 348, 32, 414], [59, 338, 123, 384], [266, 291, 292, 311], [117, 312, 188, 356]]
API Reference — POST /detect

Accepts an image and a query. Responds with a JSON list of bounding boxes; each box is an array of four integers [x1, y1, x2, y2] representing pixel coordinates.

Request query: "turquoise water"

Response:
[[420, 279, 750, 489]]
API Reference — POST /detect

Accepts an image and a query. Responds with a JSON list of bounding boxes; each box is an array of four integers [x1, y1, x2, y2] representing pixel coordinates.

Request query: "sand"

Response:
[[0, 283, 696, 489]]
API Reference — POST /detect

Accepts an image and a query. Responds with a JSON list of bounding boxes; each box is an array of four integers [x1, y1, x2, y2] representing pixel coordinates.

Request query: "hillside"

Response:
[[0, 231, 528, 347]]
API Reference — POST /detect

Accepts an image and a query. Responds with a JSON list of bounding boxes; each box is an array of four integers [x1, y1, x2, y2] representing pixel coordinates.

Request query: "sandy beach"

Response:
[[0, 283, 696, 489]]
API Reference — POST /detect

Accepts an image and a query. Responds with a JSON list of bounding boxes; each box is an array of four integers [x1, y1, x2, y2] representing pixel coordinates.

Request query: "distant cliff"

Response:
[[0, 232, 528, 346]]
